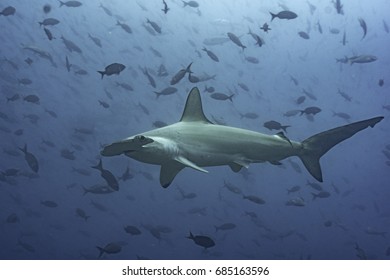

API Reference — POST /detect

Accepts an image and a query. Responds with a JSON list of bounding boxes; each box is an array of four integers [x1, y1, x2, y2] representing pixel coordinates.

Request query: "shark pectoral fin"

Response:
[[229, 163, 242, 173], [160, 161, 185, 188], [175, 156, 208, 173]]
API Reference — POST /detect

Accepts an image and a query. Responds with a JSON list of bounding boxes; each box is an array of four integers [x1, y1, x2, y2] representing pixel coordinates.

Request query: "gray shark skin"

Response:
[[101, 87, 383, 188]]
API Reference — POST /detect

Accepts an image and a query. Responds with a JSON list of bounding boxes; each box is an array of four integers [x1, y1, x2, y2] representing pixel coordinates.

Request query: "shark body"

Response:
[[101, 87, 383, 188]]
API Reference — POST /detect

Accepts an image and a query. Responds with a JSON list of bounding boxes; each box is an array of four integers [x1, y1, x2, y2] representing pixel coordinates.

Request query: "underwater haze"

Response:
[[0, 0, 389, 260]]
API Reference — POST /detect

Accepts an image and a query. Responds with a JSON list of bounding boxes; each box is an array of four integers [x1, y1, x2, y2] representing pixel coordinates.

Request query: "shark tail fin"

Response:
[[298, 116, 383, 182]]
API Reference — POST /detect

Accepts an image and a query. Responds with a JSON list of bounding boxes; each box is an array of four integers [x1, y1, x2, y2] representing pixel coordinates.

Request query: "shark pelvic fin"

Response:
[[179, 87, 212, 124], [160, 161, 185, 188], [229, 163, 243, 172], [175, 156, 208, 173], [299, 116, 384, 182]]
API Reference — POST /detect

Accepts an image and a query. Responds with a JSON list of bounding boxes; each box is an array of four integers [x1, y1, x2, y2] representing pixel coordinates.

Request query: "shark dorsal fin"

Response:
[[180, 87, 212, 123]]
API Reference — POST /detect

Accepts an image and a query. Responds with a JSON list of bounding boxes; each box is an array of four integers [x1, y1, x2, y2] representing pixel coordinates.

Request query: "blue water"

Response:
[[0, 0, 389, 260]]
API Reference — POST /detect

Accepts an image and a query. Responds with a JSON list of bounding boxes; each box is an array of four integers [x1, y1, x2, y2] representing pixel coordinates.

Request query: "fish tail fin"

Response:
[[91, 159, 103, 171], [82, 187, 88, 196], [298, 117, 383, 182], [186, 232, 194, 240], [153, 91, 161, 99], [18, 144, 27, 153], [97, 71, 105, 79], [228, 94, 235, 102], [311, 193, 317, 200], [59, 1, 65, 7], [38, 22, 43, 27], [182, 1, 188, 7], [96, 247, 104, 258], [185, 62, 193, 73], [270, 12, 277, 21]]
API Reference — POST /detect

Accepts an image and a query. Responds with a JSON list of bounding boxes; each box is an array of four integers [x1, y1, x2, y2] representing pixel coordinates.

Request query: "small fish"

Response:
[[245, 56, 259, 64], [91, 159, 119, 191], [202, 47, 219, 62], [83, 184, 115, 195], [117, 21, 132, 34], [215, 223, 236, 232], [59, 1, 82, 8], [240, 112, 259, 119], [243, 195, 266, 205], [296, 96, 306, 104], [98, 100, 109, 108], [188, 73, 200, 83], [38, 18, 60, 27], [187, 232, 215, 249], [337, 89, 352, 101], [170, 63, 192, 85], [333, 0, 344, 15], [88, 33, 102, 47], [348, 55, 377, 65], [283, 109, 301, 117], [146, 19, 161, 34], [25, 57, 33, 65], [65, 56, 72, 72], [287, 185, 300, 194], [358, 18, 367, 40], [286, 197, 305, 207], [97, 243, 121, 258], [98, 63, 126, 79], [154, 87, 178, 98], [60, 148, 75, 160], [116, 82, 133, 91], [298, 31, 310, 39], [0, 6, 16, 16], [18, 78, 32, 85], [43, 27, 55, 40], [182, 1, 199, 8], [227, 32, 246, 51], [300, 106, 321, 116], [210, 93, 234, 102], [41, 200, 58, 208], [379, 79, 384, 87], [76, 208, 90, 221], [204, 86, 215, 93], [61, 36, 82, 53], [19, 144, 39, 173], [311, 191, 331, 200], [141, 68, 156, 88], [270, 11, 298, 21], [6, 213, 19, 223], [263, 120, 290, 132], [317, 21, 323, 34], [260, 23, 271, 33], [99, 3, 112, 16], [124, 225, 142, 235], [162, 0, 169, 14]]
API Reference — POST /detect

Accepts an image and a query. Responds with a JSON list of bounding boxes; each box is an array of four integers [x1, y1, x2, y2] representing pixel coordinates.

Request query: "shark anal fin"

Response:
[[160, 161, 185, 188], [175, 156, 208, 173]]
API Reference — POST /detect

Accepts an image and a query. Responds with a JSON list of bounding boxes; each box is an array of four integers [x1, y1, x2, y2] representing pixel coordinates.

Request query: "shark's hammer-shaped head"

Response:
[[100, 135, 154, 157]]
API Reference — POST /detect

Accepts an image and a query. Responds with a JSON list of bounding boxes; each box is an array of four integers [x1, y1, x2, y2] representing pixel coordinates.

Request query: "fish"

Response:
[[100, 87, 384, 188], [365, 227, 387, 238], [61, 36, 82, 53], [358, 18, 367, 40], [227, 32, 246, 50], [339, 30, 347, 43], [337, 89, 352, 101], [98, 63, 126, 79], [23, 94, 40, 104], [298, 31, 310, 39], [154, 87, 178, 98], [329, 28, 340, 34], [116, 82, 133, 91], [348, 55, 377, 65], [170, 63, 192, 85], [311, 191, 331, 200], [162, 0, 169, 14], [210, 93, 234, 102], [76, 208, 90, 221], [223, 181, 242, 194], [333, 0, 344, 15], [18, 78, 32, 85], [202, 47, 219, 62], [99, 3, 112, 16], [260, 23, 271, 33], [88, 33, 102, 47], [188, 73, 200, 83], [296, 96, 306, 104], [38, 18, 60, 27], [157, 64, 168, 76], [0, 6, 16, 16], [65, 56, 72, 72], [43, 28, 55, 40], [215, 223, 236, 232], [286, 197, 305, 207], [354, 243, 367, 260], [182, 1, 199, 8], [333, 111, 351, 121], [124, 225, 141, 235], [270, 11, 298, 21], [203, 37, 230, 46], [141, 68, 156, 88], [97, 242, 121, 258], [22, 44, 56, 66], [187, 232, 215, 249], [383, 20, 389, 33], [263, 121, 290, 132], [83, 184, 115, 195], [59, 1, 82, 8], [204, 86, 215, 93], [117, 21, 132, 34], [19, 144, 39, 173], [240, 112, 259, 119], [243, 195, 266, 205], [283, 110, 301, 117], [91, 159, 119, 191], [60, 148, 75, 160], [287, 185, 300, 194], [300, 106, 321, 116], [146, 19, 161, 34], [25, 57, 33, 65], [245, 56, 259, 64], [317, 21, 323, 34], [379, 79, 384, 87], [41, 200, 58, 208]]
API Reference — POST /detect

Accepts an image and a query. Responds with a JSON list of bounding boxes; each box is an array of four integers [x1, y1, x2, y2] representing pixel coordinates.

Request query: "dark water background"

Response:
[[0, 0, 389, 260]]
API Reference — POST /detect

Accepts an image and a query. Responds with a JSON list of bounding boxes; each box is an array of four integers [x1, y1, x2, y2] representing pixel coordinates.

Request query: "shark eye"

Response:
[[136, 135, 146, 142]]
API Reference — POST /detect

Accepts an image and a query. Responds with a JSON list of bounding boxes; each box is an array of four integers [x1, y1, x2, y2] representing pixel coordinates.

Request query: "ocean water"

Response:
[[0, 0, 389, 260]]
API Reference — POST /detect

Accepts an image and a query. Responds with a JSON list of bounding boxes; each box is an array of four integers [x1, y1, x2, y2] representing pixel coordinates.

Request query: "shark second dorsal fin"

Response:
[[180, 87, 212, 123]]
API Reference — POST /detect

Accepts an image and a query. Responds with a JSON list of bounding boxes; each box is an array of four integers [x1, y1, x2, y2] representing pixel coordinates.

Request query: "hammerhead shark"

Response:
[[101, 87, 383, 188]]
